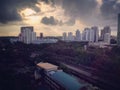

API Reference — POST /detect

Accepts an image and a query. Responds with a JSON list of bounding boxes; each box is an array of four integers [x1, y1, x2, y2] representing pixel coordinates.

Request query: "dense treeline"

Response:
[[0, 38, 120, 89]]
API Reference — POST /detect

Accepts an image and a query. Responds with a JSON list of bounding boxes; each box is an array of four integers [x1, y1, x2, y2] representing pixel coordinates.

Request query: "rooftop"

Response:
[[37, 62, 58, 71], [49, 71, 86, 90]]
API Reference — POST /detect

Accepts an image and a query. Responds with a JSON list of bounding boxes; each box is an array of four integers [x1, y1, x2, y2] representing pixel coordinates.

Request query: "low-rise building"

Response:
[[35, 62, 88, 90]]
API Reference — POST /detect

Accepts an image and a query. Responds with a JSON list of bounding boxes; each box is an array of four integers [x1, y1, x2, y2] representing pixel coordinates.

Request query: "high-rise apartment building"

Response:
[[101, 26, 111, 40], [82, 28, 96, 42], [104, 33, 111, 44], [82, 28, 90, 41], [75, 29, 81, 41], [117, 13, 120, 45], [91, 26, 99, 42], [68, 32, 74, 41], [19, 26, 36, 44], [62, 32, 67, 41]]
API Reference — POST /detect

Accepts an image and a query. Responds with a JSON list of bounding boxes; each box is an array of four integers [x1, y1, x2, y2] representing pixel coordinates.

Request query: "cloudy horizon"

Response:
[[0, 0, 120, 36]]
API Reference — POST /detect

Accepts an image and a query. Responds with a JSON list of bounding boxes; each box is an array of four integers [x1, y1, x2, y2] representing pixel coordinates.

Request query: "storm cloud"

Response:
[[41, 16, 59, 25], [1, 0, 120, 27], [100, 0, 120, 20], [62, 0, 98, 19], [0, 0, 40, 23]]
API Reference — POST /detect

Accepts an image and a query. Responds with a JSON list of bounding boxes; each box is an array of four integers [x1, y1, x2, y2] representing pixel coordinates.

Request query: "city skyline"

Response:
[[0, 0, 120, 36]]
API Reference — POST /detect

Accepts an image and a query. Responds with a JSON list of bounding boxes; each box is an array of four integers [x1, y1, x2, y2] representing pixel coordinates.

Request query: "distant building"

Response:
[[91, 26, 99, 42], [89, 29, 94, 42], [32, 32, 37, 41], [104, 33, 111, 44], [40, 33, 43, 39], [82, 28, 95, 42], [101, 26, 111, 40], [68, 32, 74, 41], [19, 26, 36, 44], [82, 28, 90, 41], [117, 13, 120, 45], [35, 62, 88, 90], [32, 38, 58, 44], [75, 29, 81, 41], [62, 32, 67, 41]]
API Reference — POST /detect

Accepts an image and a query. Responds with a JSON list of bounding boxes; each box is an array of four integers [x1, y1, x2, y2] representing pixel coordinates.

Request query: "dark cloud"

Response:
[[40, 0, 55, 6], [41, 16, 58, 25], [99, 0, 120, 27], [100, 0, 119, 19], [41, 16, 76, 26], [0, 0, 40, 23], [62, 0, 98, 19], [40, 0, 98, 26]]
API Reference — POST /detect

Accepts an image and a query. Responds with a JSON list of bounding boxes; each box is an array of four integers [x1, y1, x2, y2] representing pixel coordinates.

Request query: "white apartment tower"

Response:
[[19, 26, 36, 44], [68, 32, 74, 41], [104, 33, 111, 44]]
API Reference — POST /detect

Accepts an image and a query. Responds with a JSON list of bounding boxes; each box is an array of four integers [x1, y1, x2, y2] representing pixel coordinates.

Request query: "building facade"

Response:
[[101, 26, 111, 41], [19, 26, 36, 44], [75, 29, 81, 41], [35, 62, 88, 90], [91, 26, 99, 42], [117, 13, 120, 45], [62, 32, 67, 41]]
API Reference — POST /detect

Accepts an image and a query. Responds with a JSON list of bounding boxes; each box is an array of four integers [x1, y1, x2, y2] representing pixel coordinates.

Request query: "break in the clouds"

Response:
[[0, 0, 40, 23], [1, 0, 120, 25], [0, 0, 120, 36]]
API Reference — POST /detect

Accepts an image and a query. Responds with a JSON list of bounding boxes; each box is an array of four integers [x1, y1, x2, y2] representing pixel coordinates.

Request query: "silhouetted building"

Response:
[[117, 13, 120, 45], [91, 26, 99, 42], [101, 26, 111, 40], [40, 33, 43, 39], [75, 29, 81, 41]]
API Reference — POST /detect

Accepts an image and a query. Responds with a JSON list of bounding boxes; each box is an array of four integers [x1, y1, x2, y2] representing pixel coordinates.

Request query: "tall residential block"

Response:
[[19, 26, 36, 44], [75, 29, 81, 41], [117, 14, 120, 45]]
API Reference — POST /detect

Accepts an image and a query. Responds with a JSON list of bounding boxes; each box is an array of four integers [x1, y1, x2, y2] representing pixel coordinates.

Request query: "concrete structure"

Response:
[[89, 29, 94, 42], [91, 26, 99, 42], [117, 13, 120, 45], [19, 26, 37, 44], [75, 29, 81, 41], [68, 32, 74, 41], [82, 28, 90, 41], [82, 28, 95, 42], [32, 38, 58, 44], [40, 33, 43, 39], [89, 41, 110, 48], [37, 62, 58, 72], [32, 32, 37, 41], [101, 26, 111, 41], [35, 62, 88, 90], [104, 33, 110, 44], [62, 32, 67, 41]]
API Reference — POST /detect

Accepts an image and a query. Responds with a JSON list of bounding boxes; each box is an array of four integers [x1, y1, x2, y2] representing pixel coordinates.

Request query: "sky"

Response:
[[0, 0, 120, 36]]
